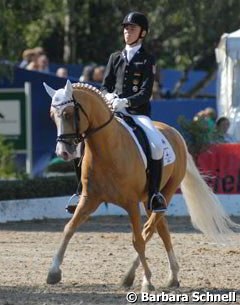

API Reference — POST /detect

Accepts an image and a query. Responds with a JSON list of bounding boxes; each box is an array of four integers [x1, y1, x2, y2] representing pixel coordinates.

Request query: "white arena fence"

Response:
[[0, 194, 240, 223]]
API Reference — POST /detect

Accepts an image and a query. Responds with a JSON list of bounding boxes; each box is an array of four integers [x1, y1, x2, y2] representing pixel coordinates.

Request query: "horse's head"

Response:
[[44, 80, 86, 161]]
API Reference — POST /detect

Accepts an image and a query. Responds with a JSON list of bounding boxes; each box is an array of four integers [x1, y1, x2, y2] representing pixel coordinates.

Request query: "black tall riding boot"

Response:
[[73, 157, 82, 189], [148, 158, 167, 213], [65, 158, 82, 214]]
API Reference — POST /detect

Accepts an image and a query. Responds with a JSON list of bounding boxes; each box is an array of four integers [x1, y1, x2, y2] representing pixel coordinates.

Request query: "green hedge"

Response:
[[0, 176, 78, 200]]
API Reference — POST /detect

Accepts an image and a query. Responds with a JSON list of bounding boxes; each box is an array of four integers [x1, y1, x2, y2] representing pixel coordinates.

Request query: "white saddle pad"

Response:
[[116, 117, 176, 169]]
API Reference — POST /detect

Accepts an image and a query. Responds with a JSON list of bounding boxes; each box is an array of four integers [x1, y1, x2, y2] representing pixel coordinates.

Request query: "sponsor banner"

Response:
[[197, 144, 240, 194]]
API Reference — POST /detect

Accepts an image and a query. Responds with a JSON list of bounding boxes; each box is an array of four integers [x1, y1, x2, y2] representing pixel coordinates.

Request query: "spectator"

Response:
[[33, 46, 45, 56], [26, 51, 39, 70], [36, 54, 49, 72], [56, 67, 68, 78], [204, 107, 217, 130], [193, 110, 206, 122], [25, 47, 46, 71], [215, 116, 237, 143], [19, 49, 35, 68], [92, 65, 105, 84], [193, 107, 217, 132], [79, 64, 96, 82]]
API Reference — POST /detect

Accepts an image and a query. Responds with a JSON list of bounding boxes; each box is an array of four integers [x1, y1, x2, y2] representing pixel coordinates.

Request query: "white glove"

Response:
[[105, 92, 118, 103], [112, 98, 129, 111]]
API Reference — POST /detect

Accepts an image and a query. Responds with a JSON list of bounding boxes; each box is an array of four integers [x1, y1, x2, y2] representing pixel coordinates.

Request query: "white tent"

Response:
[[215, 29, 240, 141]]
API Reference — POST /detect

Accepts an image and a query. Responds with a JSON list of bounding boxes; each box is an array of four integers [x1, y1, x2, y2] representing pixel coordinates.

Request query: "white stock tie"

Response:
[[127, 49, 135, 62]]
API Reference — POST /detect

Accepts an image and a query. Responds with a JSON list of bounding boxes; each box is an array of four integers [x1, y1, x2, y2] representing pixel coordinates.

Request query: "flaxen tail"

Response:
[[181, 152, 240, 244]]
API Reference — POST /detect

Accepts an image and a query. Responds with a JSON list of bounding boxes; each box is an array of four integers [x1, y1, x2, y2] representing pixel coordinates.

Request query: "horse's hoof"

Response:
[[166, 278, 180, 288], [141, 283, 155, 293], [46, 269, 62, 284], [120, 272, 135, 288]]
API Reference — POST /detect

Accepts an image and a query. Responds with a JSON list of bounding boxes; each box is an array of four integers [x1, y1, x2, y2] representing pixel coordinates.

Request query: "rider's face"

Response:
[[123, 24, 142, 45]]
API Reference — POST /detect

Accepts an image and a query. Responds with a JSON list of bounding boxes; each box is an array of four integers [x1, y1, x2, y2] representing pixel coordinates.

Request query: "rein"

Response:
[[53, 95, 114, 146]]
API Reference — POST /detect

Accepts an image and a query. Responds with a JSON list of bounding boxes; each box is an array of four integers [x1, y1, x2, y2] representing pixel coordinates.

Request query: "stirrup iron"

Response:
[[65, 193, 79, 214], [149, 192, 167, 213]]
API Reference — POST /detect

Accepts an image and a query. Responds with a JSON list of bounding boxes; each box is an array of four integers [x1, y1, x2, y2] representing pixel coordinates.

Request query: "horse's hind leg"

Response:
[[154, 181, 181, 287], [122, 186, 180, 288], [123, 213, 180, 289], [155, 216, 180, 287], [144, 183, 180, 287], [46, 196, 99, 284], [127, 205, 155, 292], [121, 204, 157, 289]]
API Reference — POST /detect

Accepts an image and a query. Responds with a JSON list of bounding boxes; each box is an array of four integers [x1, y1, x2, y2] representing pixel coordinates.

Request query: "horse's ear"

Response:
[[43, 82, 56, 98], [64, 80, 73, 96]]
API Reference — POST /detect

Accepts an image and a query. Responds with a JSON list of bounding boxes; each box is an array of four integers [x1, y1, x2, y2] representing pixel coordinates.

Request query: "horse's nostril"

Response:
[[62, 151, 69, 160]]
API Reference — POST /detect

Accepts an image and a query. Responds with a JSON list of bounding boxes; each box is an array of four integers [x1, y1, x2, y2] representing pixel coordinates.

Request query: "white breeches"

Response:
[[131, 115, 163, 160]]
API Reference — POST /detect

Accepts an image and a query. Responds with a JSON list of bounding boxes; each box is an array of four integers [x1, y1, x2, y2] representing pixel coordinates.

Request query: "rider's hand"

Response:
[[112, 98, 129, 111], [105, 92, 118, 104]]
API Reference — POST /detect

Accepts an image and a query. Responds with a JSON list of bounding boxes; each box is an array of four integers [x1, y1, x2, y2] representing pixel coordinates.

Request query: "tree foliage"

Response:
[[1, 0, 240, 71], [0, 135, 17, 178], [177, 115, 219, 159]]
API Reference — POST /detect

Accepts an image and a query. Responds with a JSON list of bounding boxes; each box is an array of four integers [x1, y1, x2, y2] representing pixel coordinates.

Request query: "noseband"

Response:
[[52, 96, 114, 146]]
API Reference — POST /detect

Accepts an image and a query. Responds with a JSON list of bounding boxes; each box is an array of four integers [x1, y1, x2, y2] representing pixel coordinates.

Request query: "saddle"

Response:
[[115, 112, 152, 172]]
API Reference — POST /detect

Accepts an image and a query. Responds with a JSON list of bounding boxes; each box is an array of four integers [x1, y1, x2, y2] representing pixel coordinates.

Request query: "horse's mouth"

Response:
[[57, 151, 77, 161], [56, 142, 77, 161], [61, 152, 70, 161]]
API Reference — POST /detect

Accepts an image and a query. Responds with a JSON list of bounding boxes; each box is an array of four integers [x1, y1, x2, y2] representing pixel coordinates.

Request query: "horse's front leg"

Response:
[[47, 196, 99, 284], [121, 254, 140, 288]]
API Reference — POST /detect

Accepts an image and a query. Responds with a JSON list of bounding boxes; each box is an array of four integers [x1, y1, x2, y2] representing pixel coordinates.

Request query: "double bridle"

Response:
[[52, 95, 114, 146]]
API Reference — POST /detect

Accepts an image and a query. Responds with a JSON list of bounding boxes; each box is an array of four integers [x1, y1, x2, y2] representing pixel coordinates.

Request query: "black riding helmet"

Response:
[[122, 12, 148, 45], [122, 12, 149, 32]]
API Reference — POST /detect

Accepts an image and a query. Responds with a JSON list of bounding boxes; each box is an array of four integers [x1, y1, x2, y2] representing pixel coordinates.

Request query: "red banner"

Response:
[[197, 144, 240, 194]]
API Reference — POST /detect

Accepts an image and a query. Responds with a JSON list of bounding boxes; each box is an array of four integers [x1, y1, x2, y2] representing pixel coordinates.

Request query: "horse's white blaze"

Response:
[[54, 115, 71, 158]]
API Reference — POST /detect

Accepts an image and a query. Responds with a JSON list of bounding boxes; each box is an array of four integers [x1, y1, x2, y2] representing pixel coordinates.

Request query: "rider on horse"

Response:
[[102, 12, 167, 213]]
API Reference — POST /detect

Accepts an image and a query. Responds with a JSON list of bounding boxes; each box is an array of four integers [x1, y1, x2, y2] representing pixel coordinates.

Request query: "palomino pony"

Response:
[[44, 80, 238, 291]]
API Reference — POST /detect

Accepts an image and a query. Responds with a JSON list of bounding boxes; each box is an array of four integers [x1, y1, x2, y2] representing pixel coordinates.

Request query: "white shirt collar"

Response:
[[125, 44, 141, 53], [125, 44, 141, 62]]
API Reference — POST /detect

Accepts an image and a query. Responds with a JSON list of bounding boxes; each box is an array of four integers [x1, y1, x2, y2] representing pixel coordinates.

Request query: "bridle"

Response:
[[52, 95, 114, 146]]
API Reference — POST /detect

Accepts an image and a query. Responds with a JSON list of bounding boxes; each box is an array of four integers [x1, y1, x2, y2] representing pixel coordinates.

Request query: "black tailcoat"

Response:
[[101, 46, 155, 117]]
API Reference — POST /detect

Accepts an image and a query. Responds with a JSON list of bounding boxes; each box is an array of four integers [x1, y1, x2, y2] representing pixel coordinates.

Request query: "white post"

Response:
[[24, 82, 33, 178]]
